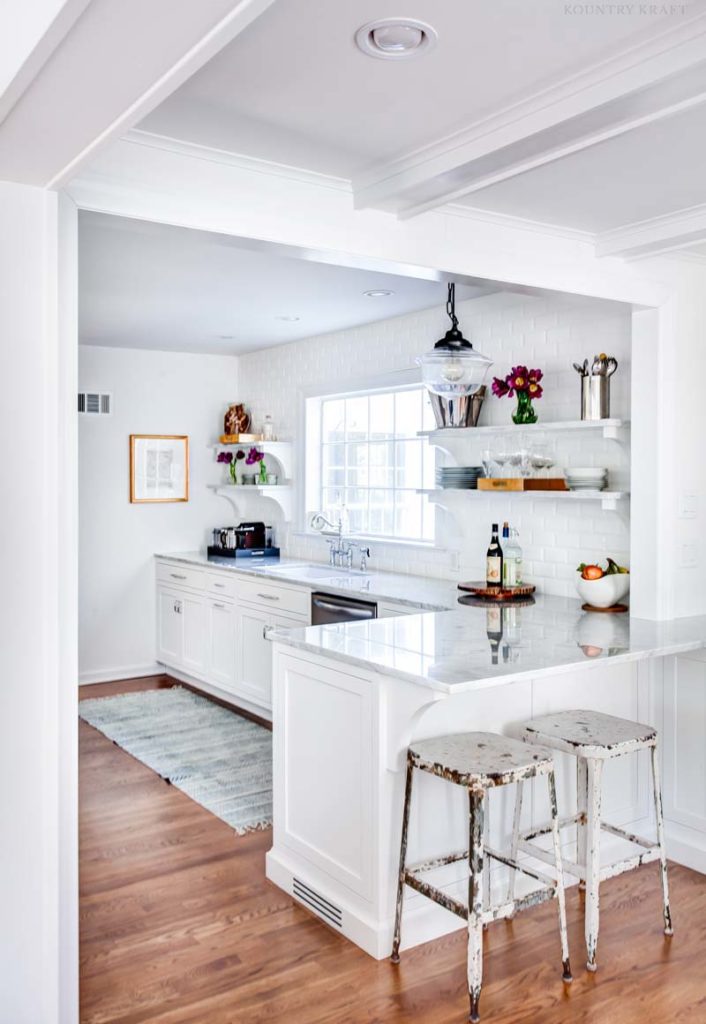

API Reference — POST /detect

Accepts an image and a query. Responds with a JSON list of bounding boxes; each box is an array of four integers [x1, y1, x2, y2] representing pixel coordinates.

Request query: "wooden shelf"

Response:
[[419, 419, 628, 442], [417, 488, 628, 511]]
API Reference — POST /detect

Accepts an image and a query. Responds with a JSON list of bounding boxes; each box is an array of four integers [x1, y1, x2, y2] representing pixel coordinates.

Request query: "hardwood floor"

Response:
[[80, 678, 706, 1023]]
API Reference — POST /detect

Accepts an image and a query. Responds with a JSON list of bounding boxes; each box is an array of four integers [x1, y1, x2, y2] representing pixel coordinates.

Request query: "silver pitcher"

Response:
[[581, 376, 610, 420]]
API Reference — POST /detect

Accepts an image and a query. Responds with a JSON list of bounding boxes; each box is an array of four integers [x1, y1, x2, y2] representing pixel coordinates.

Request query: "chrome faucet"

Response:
[[310, 511, 370, 571]]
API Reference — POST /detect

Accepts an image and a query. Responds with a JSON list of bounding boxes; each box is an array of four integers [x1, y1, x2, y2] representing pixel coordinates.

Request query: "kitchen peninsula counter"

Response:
[[265, 597, 706, 960]]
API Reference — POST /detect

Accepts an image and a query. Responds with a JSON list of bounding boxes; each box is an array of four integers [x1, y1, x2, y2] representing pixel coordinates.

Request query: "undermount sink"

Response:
[[266, 564, 369, 579]]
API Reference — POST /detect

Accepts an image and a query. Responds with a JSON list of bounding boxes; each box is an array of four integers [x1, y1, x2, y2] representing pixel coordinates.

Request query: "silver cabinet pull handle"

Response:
[[256, 592, 279, 601], [170, 572, 187, 580], [213, 602, 226, 609], [213, 582, 225, 588]]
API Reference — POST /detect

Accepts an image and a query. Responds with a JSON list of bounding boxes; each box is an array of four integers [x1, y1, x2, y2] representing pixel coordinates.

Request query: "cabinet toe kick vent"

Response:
[[292, 877, 342, 929]]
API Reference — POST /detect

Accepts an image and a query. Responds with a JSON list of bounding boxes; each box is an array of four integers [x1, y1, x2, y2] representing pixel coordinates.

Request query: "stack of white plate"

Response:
[[437, 466, 483, 490], [565, 467, 608, 491]]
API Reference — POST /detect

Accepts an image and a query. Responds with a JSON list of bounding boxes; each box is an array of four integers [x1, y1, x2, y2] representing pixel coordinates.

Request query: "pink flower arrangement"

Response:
[[492, 365, 544, 400]]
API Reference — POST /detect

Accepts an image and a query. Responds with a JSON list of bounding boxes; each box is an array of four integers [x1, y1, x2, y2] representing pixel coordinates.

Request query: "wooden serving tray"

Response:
[[458, 581, 536, 600], [477, 478, 568, 491], [219, 433, 264, 444]]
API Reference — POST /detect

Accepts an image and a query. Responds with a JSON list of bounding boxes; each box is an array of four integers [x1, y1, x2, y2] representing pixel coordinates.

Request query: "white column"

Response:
[[0, 181, 78, 1024]]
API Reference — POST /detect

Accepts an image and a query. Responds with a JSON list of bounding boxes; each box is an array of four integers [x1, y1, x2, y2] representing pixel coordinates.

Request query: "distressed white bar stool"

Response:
[[390, 732, 572, 1023], [515, 710, 672, 972]]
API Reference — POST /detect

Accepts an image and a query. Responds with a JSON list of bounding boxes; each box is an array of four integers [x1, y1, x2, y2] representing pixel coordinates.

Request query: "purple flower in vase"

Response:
[[217, 451, 233, 464], [245, 447, 264, 466], [491, 376, 511, 398], [235, 449, 246, 460]]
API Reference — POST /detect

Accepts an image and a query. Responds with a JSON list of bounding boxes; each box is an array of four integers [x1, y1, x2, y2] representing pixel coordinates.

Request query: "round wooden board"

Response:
[[458, 581, 536, 601], [581, 603, 629, 614]]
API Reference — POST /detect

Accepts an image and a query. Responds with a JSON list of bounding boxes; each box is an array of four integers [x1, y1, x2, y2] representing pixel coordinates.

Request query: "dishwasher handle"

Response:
[[311, 592, 378, 624]]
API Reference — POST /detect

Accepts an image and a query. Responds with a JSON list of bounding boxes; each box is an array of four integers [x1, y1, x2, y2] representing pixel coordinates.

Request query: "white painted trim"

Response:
[[665, 820, 706, 874], [596, 202, 706, 259], [48, 0, 277, 189], [163, 664, 273, 721], [79, 663, 162, 686], [443, 202, 594, 243], [353, 12, 706, 214], [123, 129, 353, 193]]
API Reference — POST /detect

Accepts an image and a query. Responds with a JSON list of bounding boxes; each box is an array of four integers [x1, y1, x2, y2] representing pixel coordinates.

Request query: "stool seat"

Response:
[[522, 709, 656, 758], [410, 731, 553, 787]]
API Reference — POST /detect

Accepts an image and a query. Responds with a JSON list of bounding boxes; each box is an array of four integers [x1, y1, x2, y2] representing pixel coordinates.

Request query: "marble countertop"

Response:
[[155, 551, 457, 611], [267, 595, 706, 695]]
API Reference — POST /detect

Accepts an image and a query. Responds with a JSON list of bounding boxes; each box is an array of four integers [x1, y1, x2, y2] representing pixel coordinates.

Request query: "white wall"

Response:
[[0, 183, 76, 1024], [238, 290, 632, 596], [79, 346, 239, 682]]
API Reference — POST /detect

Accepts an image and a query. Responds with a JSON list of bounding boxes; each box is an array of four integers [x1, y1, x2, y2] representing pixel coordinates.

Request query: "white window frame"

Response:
[[304, 379, 436, 547]]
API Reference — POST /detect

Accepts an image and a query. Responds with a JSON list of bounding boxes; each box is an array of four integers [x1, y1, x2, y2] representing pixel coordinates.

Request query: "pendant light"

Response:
[[416, 284, 492, 396]]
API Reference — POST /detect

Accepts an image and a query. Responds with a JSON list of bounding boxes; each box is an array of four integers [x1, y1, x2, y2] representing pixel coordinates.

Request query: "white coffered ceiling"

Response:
[[137, 0, 706, 260]]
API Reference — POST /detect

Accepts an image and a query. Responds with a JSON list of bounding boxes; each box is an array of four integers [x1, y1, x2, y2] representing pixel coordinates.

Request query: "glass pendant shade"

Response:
[[416, 284, 492, 396]]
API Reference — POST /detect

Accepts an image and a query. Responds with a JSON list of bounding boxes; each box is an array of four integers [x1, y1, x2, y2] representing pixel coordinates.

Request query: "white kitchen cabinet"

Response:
[[156, 584, 208, 679], [236, 603, 308, 709], [207, 598, 237, 692], [157, 586, 183, 665]]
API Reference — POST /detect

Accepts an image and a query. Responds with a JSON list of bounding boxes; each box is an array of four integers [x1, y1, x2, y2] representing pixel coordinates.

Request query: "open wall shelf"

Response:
[[419, 419, 629, 443], [417, 488, 629, 512], [209, 483, 293, 519]]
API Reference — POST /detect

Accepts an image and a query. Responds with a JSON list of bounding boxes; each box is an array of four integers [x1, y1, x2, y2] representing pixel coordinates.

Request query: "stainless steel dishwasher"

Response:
[[311, 592, 378, 625]]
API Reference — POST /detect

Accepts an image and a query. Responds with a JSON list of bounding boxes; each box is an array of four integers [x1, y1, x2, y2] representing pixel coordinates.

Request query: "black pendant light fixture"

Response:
[[417, 283, 492, 396]]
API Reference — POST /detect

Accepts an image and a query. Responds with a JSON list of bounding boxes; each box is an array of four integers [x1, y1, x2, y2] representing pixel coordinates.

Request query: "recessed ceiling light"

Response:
[[275, 315, 301, 322], [355, 19, 437, 61], [364, 289, 394, 297]]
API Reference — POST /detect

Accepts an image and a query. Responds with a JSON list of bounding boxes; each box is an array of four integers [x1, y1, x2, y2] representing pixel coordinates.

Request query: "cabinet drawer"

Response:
[[206, 572, 237, 599], [237, 577, 310, 618], [156, 562, 206, 591]]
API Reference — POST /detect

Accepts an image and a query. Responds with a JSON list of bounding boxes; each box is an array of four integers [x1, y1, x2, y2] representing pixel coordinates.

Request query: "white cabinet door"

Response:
[[181, 592, 207, 678], [236, 605, 307, 709], [208, 598, 237, 692], [157, 586, 183, 667]]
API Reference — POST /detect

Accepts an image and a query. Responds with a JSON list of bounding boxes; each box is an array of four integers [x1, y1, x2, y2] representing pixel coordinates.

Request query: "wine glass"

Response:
[[481, 448, 494, 478]]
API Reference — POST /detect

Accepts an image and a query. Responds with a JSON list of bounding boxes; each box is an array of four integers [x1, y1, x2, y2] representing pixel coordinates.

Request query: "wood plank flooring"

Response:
[[80, 677, 706, 1023]]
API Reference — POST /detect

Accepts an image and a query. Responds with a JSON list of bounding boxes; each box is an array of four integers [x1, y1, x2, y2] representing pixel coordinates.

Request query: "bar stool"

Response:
[[515, 709, 672, 972], [390, 732, 572, 1023]]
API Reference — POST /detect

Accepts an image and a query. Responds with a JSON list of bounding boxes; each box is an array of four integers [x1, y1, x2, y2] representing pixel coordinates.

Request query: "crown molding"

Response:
[[443, 203, 594, 244], [353, 9, 706, 216], [596, 203, 706, 259], [123, 129, 353, 193]]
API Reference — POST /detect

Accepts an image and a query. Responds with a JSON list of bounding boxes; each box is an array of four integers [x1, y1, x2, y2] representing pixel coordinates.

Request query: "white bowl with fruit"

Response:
[[576, 559, 630, 609]]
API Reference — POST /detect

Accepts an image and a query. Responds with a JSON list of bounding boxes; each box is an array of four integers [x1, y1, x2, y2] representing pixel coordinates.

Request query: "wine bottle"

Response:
[[486, 522, 503, 587], [486, 605, 503, 665], [503, 527, 523, 587]]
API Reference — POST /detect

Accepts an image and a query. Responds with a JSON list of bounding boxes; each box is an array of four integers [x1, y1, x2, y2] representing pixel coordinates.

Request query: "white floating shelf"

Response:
[[419, 419, 629, 442], [210, 483, 293, 518], [417, 488, 628, 511]]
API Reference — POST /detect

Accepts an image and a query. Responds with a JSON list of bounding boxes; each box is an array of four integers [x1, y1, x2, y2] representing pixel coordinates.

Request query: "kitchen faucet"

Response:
[[310, 511, 370, 571]]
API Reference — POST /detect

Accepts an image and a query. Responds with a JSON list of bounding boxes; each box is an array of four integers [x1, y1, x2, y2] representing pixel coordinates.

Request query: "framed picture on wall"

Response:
[[129, 434, 189, 503]]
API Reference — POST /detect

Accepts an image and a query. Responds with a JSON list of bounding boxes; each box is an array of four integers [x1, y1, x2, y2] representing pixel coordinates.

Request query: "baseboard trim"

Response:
[[79, 663, 162, 685], [665, 820, 706, 874]]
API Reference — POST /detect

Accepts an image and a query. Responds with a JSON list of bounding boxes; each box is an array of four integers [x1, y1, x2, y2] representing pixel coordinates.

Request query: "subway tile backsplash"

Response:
[[239, 291, 631, 597]]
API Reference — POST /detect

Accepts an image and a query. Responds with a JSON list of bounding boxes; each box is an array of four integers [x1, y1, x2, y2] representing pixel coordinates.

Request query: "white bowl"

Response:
[[566, 468, 607, 479], [576, 572, 630, 608]]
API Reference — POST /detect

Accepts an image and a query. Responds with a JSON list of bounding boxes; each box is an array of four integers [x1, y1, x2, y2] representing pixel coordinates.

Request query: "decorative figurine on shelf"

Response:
[[492, 365, 543, 424], [224, 403, 251, 437]]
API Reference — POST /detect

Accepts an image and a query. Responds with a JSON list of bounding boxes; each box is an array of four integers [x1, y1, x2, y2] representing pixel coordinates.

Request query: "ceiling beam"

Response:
[[596, 203, 706, 260], [0, 0, 276, 188], [353, 11, 706, 218]]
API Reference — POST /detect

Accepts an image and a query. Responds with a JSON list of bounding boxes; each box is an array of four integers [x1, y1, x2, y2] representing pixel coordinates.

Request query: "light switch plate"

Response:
[[680, 543, 698, 568], [679, 493, 698, 518]]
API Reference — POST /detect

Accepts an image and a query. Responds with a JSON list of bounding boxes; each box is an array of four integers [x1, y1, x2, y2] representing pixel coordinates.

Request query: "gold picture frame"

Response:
[[129, 434, 189, 503]]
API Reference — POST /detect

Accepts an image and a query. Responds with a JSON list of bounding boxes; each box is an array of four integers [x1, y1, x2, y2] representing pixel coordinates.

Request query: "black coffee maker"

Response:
[[208, 522, 278, 560]]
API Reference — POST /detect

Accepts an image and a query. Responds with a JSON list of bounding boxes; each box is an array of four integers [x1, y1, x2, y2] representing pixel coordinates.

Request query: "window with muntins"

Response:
[[318, 386, 436, 542]]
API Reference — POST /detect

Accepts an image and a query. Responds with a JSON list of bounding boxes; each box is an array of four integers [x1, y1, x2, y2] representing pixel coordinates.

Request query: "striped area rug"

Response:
[[79, 687, 272, 834]]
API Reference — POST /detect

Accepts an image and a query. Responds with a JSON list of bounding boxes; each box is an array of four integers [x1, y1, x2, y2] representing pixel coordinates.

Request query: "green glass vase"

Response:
[[512, 391, 537, 425]]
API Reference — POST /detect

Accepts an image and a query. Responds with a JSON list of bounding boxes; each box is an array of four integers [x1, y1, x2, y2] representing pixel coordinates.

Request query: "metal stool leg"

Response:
[[576, 756, 588, 893], [650, 744, 673, 936], [505, 779, 523, 911], [584, 758, 603, 971], [468, 790, 485, 1023], [391, 755, 414, 963], [548, 769, 572, 983]]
